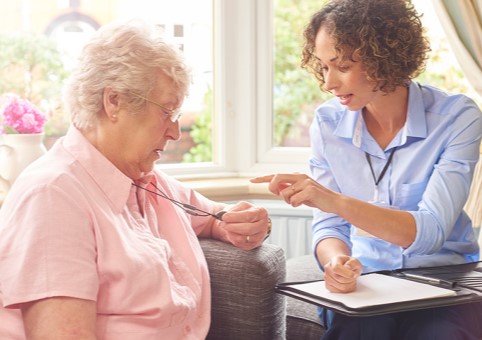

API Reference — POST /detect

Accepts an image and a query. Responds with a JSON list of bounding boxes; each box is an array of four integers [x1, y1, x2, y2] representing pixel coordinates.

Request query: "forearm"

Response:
[[334, 195, 416, 248], [316, 237, 351, 268], [21, 297, 97, 340], [316, 237, 363, 293]]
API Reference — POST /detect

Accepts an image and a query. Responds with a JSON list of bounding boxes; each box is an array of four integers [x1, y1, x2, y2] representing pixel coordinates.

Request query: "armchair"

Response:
[[200, 239, 325, 340], [200, 239, 287, 340]]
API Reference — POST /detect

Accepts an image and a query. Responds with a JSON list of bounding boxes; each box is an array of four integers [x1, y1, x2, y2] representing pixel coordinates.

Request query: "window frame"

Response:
[[161, 0, 310, 180]]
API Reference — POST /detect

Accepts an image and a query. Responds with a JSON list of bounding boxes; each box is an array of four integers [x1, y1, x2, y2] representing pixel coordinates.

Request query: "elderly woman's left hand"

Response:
[[219, 201, 271, 250]]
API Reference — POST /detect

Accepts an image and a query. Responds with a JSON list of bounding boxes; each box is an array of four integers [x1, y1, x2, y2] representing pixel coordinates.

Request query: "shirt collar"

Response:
[[333, 108, 360, 140], [405, 81, 428, 139], [62, 126, 153, 213]]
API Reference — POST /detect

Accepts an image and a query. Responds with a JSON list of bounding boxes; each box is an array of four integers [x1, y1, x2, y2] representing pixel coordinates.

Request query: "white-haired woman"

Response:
[[0, 21, 270, 339]]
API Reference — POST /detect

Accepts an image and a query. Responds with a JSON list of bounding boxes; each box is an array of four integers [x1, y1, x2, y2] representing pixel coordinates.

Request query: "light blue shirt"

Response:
[[310, 82, 482, 273]]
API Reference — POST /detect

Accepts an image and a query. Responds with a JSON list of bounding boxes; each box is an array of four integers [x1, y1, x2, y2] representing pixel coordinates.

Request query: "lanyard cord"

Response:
[[131, 182, 225, 220], [365, 147, 397, 186]]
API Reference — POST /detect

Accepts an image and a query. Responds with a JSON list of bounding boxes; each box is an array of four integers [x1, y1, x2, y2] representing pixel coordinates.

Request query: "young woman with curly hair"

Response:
[[252, 0, 482, 338]]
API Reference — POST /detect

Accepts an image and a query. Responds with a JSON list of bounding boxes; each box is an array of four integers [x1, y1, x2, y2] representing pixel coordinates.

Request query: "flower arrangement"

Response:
[[0, 94, 47, 134]]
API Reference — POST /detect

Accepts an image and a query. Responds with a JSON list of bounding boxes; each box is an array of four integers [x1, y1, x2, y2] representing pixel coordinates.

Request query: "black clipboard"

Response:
[[275, 261, 482, 316]]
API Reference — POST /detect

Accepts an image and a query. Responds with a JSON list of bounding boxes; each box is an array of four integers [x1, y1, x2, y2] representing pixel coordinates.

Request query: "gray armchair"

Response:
[[200, 239, 325, 340]]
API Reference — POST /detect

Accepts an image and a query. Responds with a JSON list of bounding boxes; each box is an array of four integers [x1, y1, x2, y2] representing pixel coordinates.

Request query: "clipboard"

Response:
[[275, 261, 482, 316]]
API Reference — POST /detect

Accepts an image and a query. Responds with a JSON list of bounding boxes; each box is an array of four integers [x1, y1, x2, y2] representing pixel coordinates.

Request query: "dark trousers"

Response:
[[320, 302, 482, 340]]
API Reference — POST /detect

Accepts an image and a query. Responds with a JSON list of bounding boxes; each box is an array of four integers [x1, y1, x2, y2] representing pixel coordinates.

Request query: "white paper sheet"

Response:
[[290, 273, 456, 309]]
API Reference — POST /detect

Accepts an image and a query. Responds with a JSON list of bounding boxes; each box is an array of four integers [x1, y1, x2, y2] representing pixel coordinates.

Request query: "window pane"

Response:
[[272, 0, 329, 148], [273, 0, 481, 148], [0, 0, 214, 165]]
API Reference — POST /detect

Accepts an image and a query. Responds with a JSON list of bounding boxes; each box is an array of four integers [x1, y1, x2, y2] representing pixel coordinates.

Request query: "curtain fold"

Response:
[[465, 155, 482, 229], [432, 0, 482, 96], [432, 1, 482, 232]]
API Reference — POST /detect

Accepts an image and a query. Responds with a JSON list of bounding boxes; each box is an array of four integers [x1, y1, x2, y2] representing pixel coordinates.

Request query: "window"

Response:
[[0, 0, 479, 180], [0, 0, 215, 168]]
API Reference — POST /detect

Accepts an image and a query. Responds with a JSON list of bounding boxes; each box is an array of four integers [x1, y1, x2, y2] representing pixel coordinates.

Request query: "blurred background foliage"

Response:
[[273, 0, 329, 147], [0, 33, 69, 138], [183, 85, 213, 163]]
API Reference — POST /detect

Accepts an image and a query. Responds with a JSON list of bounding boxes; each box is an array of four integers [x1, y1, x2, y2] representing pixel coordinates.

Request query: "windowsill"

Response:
[[0, 176, 276, 209], [180, 176, 278, 201]]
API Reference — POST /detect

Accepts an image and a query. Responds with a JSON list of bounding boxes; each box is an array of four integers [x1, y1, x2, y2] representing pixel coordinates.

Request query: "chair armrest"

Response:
[[200, 239, 286, 340]]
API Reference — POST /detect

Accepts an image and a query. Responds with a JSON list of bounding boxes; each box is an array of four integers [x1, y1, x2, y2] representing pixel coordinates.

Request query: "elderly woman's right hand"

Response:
[[218, 201, 270, 250], [323, 255, 362, 293]]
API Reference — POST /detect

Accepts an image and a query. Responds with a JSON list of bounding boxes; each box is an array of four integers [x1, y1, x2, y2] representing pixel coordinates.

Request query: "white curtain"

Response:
[[432, 0, 482, 235], [465, 158, 482, 229], [432, 0, 482, 96]]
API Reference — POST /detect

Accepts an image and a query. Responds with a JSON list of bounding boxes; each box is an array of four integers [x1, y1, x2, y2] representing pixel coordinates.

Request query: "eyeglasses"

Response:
[[131, 182, 226, 220], [130, 92, 182, 122]]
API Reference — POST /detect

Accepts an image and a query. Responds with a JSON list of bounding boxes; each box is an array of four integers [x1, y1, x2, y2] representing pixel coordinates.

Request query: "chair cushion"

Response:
[[200, 239, 287, 340], [285, 254, 326, 340]]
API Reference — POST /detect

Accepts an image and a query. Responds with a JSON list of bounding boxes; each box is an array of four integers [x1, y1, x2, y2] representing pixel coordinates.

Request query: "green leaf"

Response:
[[3, 126, 19, 134]]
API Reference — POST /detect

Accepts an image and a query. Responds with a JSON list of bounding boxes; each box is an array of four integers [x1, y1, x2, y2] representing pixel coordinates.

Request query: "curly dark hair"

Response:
[[301, 0, 430, 93]]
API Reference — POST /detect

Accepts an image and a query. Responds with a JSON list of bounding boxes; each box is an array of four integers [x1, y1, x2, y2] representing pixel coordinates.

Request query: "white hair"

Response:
[[63, 20, 191, 130]]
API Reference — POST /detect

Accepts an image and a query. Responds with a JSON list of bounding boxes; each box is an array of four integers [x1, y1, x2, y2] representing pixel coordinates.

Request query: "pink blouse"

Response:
[[0, 127, 214, 339]]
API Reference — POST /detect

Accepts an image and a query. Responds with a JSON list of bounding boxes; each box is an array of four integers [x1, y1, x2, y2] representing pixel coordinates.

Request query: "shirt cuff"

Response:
[[403, 211, 444, 256]]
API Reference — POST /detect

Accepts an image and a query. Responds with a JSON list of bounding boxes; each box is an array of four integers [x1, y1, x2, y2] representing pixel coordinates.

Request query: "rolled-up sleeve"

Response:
[[403, 102, 481, 257]]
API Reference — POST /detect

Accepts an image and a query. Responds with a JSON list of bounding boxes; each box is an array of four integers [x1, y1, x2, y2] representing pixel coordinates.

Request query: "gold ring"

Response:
[[264, 218, 272, 241], [246, 235, 250, 243]]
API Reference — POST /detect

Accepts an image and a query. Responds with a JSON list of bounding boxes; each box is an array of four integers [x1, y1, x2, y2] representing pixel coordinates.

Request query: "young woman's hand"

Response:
[[323, 255, 362, 293], [250, 173, 340, 213]]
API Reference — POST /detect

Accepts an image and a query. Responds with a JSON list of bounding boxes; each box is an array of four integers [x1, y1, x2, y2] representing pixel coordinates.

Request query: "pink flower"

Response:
[[0, 94, 47, 134]]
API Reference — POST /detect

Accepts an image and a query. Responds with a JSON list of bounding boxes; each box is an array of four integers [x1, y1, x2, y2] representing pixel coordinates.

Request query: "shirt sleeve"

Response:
[[0, 182, 99, 308], [404, 97, 482, 256], [309, 111, 353, 256]]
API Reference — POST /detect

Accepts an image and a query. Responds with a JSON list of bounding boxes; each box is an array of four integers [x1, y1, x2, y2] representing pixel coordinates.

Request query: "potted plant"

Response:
[[0, 33, 69, 147], [0, 94, 48, 199]]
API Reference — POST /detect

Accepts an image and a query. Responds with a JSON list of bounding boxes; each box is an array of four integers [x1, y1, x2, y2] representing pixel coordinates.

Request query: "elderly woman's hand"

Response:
[[219, 201, 271, 250]]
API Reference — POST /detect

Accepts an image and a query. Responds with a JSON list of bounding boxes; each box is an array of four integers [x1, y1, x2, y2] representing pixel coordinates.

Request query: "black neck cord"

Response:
[[365, 147, 397, 186]]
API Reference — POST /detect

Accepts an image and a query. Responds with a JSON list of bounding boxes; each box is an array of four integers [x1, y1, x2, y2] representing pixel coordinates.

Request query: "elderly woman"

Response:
[[0, 21, 270, 339]]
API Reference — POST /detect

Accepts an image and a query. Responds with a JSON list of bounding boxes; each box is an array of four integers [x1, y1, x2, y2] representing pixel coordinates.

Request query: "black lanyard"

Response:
[[365, 147, 397, 190]]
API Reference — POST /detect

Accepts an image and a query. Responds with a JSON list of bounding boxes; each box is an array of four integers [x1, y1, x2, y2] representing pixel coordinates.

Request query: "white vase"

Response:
[[0, 133, 47, 202]]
